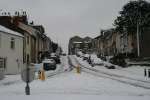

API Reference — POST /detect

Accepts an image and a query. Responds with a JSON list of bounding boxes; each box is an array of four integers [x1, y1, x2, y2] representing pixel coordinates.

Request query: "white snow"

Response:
[[0, 56, 150, 100], [75, 55, 150, 82], [73, 42, 83, 43]]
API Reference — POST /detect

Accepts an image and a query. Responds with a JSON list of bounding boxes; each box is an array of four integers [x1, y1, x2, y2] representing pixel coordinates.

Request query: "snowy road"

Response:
[[0, 56, 150, 100], [70, 55, 150, 89]]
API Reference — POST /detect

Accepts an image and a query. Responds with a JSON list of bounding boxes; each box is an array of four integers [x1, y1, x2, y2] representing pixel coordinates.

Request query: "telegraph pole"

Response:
[[136, 20, 140, 57], [136, 1, 141, 57]]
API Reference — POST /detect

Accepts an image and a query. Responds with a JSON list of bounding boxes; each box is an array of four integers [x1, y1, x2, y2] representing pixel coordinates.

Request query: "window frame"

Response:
[[10, 37, 15, 50]]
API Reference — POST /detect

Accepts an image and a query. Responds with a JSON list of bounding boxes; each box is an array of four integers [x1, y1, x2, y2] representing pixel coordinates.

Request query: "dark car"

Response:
[[105, 64, 115, 69], [50, 53, 61, 64], [104, 62, 115, 69], [42, 59, 56, 71], [62, 53, 66, 56]]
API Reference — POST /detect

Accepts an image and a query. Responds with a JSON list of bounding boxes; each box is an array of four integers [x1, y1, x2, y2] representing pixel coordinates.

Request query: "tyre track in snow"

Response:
[[69, 55, 150, 89], [112, 67, 150, 84], [45, 56, 73, 78]]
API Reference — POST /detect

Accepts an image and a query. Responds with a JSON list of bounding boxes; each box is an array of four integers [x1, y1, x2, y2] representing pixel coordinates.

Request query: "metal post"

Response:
[[25, 82, 30, 95], [25, 64, 30, 95], [144, 68, 147, 77], [148, 69, 150, 78]]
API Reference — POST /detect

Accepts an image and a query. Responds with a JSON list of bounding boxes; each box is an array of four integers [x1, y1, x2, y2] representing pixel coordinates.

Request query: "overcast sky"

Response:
[[1, 0, 147, 52]]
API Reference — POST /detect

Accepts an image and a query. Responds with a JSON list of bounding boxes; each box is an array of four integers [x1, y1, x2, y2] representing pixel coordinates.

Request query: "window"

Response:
[[0, 58, 5, 68], [27, 36, 29, 44], [27, 54, 29, 64], [10, 37, 15, 49]]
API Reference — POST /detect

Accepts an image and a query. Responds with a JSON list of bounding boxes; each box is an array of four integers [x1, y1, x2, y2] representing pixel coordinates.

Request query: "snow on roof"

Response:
[[0, 25, 24, 37], [73, 42, 83, 43]]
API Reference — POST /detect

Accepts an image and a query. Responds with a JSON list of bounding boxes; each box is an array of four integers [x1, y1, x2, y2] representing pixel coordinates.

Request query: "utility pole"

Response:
[[136, 20, 140, 57], [136, 1, 142, 57]]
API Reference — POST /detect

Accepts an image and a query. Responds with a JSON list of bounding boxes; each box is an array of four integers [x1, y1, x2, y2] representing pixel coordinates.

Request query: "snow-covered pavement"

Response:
[[74, 55, 150, 88], [0, 56, 69, 86], [0, 56, 150, 100], [1, 68, 150, 100]]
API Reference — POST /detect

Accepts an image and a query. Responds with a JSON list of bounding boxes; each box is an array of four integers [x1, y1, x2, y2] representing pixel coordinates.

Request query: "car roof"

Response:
[[42, 59, 54, 63]]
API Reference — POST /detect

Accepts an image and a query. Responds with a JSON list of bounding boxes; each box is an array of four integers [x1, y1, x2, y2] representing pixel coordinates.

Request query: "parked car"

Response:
[[42, 59, 56, 71], [101, 56, 107, 61], [83, 54, 90, 61], [104, 62, 115, 69], [62, 53, 66, 56], [90, 54, 103, 66], [105, 65, 115, 69], [50, 53, 61, 64], [76, 51, 83, 57]]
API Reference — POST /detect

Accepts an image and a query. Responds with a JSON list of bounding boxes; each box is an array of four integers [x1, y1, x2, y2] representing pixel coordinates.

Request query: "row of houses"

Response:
[[0, 12, 54, 74], [69, 27, 150, 59], [93, 27, 150, 59]]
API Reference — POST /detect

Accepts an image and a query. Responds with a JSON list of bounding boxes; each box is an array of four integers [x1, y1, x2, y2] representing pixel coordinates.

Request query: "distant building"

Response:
[[92, 35, 104, 57], [82, 37, 93, 54], [68, 36, 83, 55], [94, 29, 117, 56], [68, 36, 92, 55], [0, 25, 24, 74]]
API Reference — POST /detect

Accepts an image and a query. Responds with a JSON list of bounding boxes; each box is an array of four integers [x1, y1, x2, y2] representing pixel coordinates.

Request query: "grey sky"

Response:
[[0, 0, 142, 52]]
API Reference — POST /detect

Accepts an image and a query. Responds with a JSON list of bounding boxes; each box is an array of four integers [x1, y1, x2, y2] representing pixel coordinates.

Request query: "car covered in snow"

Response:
[[42, 59, 56, 71], [83, 54, 90, 61], [90, 54, 104, 66], [76, 51, 83, 57], [103, 62, 116, 69]]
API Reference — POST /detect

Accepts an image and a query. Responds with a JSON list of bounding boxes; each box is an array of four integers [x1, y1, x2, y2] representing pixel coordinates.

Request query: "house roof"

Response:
[[83, 36, 92, 42], [94, 35, 102, 39], [0, 25, 23, 37], [70, 36, 82, 40], [83, 36, 92, 40], [70, 36, 83, 42], [73, 41, 83, 44]]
